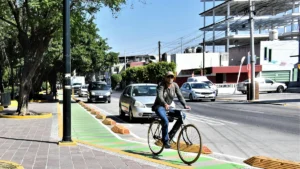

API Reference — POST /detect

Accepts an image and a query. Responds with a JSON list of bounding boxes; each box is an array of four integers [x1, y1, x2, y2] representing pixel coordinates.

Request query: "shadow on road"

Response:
[[105, 115, 153, 124]]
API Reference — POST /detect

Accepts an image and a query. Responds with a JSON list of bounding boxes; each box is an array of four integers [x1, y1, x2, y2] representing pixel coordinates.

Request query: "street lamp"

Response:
[[234, 56, 246, 94]]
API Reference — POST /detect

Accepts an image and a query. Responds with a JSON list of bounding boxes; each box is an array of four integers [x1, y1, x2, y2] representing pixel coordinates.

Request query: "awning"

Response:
[[206, 65, 262, 74]]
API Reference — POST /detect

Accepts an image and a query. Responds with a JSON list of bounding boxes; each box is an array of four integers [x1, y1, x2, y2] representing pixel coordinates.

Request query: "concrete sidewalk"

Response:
[[0, 102, 169, 169]]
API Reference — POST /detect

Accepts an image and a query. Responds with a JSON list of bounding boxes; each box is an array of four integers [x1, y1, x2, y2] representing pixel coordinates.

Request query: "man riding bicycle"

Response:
[[152, 71, 190, 148]]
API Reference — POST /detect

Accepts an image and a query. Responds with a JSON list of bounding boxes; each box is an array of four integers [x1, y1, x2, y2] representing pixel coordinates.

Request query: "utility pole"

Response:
[[249, 0, 255, 100], [202, 38, 205, 75], [124, 50, 126, 70], [180, 37, 183, 53], [62, 0, 72, 143], [158, 41, 161, 62]]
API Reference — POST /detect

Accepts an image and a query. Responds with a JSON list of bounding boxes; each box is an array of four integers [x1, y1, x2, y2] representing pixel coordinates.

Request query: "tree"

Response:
[[0, 0, 126, 115], [111, 74, 122, 89]]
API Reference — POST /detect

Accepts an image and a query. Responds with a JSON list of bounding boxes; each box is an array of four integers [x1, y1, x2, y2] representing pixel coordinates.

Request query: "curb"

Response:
[[0, 160, 24, 169], [58, 141, 77, 146], [0, 113, 52, 119], [244, 156, 300, 169], [102, 118, 116, 125], [96, 113, 106, 120], [111, 124, 130, 134]]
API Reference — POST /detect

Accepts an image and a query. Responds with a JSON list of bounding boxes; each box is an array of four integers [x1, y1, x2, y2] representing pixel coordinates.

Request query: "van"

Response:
[[187, 76, 218, 96]]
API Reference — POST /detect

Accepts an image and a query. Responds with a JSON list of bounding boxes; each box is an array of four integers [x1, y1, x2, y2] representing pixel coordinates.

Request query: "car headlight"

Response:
[[134, 101, 145, 108], [195, 92, 201, 94], [91, 92, 95, 95], [105, 92, 110, 96]]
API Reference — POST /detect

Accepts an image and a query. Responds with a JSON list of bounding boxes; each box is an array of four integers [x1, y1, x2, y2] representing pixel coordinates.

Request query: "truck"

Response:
[[71, 76, 85, 94]]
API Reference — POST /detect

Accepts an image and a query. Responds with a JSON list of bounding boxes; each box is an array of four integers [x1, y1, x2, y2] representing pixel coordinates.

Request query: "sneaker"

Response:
[[164, 142, 171, 149]]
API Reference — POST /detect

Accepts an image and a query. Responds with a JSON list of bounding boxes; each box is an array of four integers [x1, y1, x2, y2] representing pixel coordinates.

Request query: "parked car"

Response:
[[180, 82, 216, 101], [237, 78, 287, 94], [72, 83, 82, 94], [78, 84, 88, 97], [187, 76, 218, 96], [87, 81, 111, 103], [107, 85, 112, 94], [119, 83, 157, 122]]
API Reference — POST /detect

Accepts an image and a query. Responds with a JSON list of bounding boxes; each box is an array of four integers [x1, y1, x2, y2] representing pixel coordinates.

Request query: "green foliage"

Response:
[[121, 62, 176, 84], [111, 74, 122, 89]]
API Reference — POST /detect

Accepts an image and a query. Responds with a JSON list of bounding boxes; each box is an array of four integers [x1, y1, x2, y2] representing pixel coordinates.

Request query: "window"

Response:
[[264, 47, 268, 60], [181, 83, 186, 88], [191, 83, 210, 89], [203, 81, 213, 86], [90, 83, 109, 90], [186, 84, 191, 90], [269, 49, 272, 62], [132, 86, 157, 96], [265, 79, 273, 84]]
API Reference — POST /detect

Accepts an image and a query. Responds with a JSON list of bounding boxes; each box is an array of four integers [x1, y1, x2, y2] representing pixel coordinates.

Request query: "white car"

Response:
[[78, 85, 88, 97], [180, 82, 216, 101], [187, 76, 218, 96], [119, 83, 157, 122], [237, 78, 287, 94]]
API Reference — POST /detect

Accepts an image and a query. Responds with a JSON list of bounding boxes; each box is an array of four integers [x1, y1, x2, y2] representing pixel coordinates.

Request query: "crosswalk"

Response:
[[186, 113, 238, 126]]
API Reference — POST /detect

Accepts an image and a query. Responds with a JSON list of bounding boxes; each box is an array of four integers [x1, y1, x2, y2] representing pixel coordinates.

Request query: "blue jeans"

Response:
[[155, 106, 185, 144], [155, 106, 169, 144]]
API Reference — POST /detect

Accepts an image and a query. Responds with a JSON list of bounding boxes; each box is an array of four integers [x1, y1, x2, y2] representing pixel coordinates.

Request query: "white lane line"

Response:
[[187, 117, 224, 125], [189, 114, 238, 125], [199, 103, 265, 114], [238, 109, 265, 114]]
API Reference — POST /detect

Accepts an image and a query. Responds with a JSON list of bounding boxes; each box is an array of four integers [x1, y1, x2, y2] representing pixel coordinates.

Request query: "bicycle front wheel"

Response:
[[148, 120, 164, 155], [177, 124, 202, 165]]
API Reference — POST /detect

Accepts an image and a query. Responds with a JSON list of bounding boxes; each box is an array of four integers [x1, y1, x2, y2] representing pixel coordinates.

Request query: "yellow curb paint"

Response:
[[0, 106, 4, 111], [74, 139, 192, 169], [58, 141, 77, 146], [57, 102, 63, 138], [0, 160, 24, 169], [0, 113, 52, 119]]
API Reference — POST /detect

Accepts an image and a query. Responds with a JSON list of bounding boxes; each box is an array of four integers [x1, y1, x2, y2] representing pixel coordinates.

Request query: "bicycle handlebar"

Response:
[[169, 107, 191, 111]]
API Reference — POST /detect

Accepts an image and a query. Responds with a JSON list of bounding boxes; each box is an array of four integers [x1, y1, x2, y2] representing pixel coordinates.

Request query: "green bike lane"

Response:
[[63, 99, 250, 169]]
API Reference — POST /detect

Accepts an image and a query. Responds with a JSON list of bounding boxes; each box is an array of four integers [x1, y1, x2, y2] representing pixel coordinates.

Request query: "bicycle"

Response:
[[147, 108, 202, 165]]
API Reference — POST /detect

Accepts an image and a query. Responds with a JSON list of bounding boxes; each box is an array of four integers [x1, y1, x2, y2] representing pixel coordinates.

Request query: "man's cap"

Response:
[[165, 71, 174, 77]]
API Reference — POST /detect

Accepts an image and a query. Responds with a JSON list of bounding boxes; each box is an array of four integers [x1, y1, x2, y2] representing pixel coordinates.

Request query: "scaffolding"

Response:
[[200, 0, 300, 52]]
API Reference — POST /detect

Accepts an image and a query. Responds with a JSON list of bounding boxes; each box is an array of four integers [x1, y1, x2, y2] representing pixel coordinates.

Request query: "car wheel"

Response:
[[129, 108, 135, 123], [189, 94, 194, 101], [211, 99, 216, 102], [87, 99, 91, 103], [119, 106, 125, 118], [108, 97, 111, 103], [277, 86, 284, 93]]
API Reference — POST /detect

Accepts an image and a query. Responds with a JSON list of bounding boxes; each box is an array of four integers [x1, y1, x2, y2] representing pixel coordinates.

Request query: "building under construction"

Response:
[[199, 0, 300, 84]]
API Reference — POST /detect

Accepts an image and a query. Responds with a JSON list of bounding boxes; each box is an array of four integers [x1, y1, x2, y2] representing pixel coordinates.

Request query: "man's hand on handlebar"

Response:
[[165, 104, 170, 110], [184, 105, 191, 110]]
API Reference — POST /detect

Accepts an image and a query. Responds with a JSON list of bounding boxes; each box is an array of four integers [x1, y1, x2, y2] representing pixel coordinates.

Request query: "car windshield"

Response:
[[203, 81, 213, 86], [90, 83, 109, 90], [81, 85, 88, 89], [191, 83, 210, 89], [132, 86, 157, 96], [73, 83, 82, 85]]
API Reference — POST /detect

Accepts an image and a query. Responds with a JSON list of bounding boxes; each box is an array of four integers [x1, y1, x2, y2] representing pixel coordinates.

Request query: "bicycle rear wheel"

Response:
[[148, 120, 164, 155], [177, 124, 202, 165]]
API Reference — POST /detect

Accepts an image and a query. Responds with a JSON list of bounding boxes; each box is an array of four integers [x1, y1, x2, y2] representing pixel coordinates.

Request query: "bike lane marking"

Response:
[[67, 102, 248, 169]]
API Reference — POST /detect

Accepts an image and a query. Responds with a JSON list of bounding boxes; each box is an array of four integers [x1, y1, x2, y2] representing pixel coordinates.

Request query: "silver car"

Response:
[[180, 82, 216, 101], [78, 84, 88, 97], [87, 82, 111, 103], [237, 78, 287, 94], [119, 83, 157, 122]]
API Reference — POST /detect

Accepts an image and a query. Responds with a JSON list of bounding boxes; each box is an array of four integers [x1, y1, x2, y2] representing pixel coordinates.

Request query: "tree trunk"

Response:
[[17, 75, 32, 115], [0, 66, 4, 93], [10, 66, 14, 99]]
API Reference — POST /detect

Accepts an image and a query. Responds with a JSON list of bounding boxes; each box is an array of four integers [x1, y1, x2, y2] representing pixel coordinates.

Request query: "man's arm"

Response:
[[157, 85, 167, 105], [174, 83, 187, 107]]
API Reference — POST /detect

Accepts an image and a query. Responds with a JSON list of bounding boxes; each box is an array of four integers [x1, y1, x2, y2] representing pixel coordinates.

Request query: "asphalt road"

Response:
[[77, 91, 300, 164]]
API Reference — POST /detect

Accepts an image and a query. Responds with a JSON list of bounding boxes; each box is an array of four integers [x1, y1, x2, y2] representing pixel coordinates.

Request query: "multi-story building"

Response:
[[198, 0, 300, 84]]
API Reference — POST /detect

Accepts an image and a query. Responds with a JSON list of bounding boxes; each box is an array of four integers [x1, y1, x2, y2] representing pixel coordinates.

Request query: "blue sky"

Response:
[[95, 0, 212, 56]]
